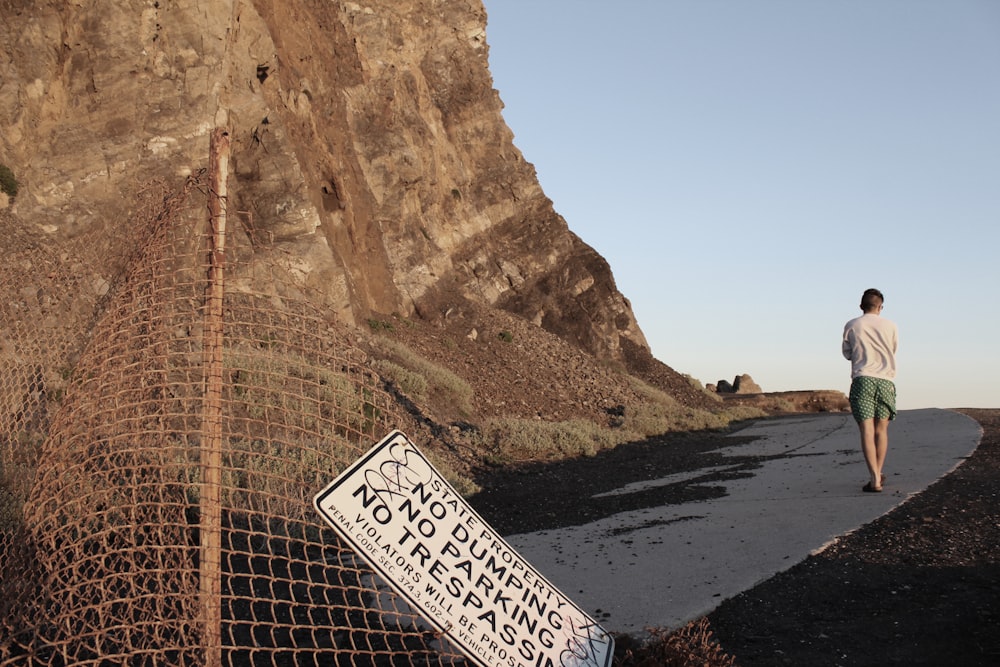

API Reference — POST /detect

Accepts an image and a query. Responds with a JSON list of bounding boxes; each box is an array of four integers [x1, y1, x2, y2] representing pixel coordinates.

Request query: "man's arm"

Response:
[[842, 326, 854, 361]]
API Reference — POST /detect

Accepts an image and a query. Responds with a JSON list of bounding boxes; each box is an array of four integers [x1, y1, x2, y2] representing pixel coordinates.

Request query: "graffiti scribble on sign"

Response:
[[314, 430, 614, 667]]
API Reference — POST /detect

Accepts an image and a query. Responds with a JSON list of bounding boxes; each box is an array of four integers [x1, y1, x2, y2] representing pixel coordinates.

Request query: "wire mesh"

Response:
[[0, 154, 465, 665]]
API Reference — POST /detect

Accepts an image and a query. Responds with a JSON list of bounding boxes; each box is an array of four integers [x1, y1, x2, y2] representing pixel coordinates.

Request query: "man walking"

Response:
[[842, 288, 898, 492]]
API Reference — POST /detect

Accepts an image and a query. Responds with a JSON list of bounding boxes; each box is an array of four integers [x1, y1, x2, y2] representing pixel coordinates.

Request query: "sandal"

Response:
[[862, 482, 882, 493]]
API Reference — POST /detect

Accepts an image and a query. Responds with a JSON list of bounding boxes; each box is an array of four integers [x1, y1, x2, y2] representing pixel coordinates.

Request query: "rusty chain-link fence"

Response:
[[0, 132, 465, 665]]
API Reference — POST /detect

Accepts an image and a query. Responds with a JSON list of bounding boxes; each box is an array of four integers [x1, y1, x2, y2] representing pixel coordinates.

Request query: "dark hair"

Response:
[[861, 288, 884, 312]]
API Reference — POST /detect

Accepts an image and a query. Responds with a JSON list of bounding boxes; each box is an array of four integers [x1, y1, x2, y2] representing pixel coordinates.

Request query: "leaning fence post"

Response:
[[201, 127, 230, 667]]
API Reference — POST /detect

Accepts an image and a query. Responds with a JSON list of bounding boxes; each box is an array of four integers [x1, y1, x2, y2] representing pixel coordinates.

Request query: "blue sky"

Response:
[[483, 0, 1000, 409]]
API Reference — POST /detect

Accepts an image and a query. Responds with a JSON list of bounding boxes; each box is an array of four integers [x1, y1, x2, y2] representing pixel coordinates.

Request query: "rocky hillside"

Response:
[[0, 0, 647, 356], [1, 1, 845, 451]]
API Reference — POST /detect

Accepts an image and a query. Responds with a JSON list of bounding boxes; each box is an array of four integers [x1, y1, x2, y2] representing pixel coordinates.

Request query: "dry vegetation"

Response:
[[615, 620, 736, 667], [357, 305, 772, 493]]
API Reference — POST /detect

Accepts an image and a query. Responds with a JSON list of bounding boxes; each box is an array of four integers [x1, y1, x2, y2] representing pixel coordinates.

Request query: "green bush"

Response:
[[0, 164, 17, 199]]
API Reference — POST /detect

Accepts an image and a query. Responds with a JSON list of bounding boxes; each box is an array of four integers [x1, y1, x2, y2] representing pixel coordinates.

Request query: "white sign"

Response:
[[314, 430, 615, 667]]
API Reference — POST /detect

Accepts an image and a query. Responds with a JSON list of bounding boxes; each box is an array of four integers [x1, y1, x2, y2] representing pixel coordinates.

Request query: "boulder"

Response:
[[733, 374, 762, 394]]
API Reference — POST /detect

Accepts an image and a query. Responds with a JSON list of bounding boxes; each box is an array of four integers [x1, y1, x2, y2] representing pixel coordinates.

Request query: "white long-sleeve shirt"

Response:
[[842, 313, 898, 381]]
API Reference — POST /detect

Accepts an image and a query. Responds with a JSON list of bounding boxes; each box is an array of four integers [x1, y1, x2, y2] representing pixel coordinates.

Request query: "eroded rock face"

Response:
[[0, 0, 647, 360]]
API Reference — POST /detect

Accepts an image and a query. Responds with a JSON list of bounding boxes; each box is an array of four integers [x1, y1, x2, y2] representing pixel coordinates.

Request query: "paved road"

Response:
[[505, 408, 983, 635]]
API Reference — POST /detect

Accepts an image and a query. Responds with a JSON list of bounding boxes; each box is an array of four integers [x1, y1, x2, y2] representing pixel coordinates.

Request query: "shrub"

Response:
[[720, 404, 768, 422], [685, 373, 723, 402], [225, 348, 377, 438], [175, 349, 378, 515], [617, 619, 736, 666], [372, 359, 429, 399], [623, 377, 729, 435], [624, 401, 728, 436], [474, 418, 626, 463], [368, 336, 473, 414], [628, 376, 675, 405]]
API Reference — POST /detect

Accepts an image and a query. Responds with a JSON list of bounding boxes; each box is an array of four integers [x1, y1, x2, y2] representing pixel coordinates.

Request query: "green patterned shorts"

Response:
[[849, 376, 897, 422]]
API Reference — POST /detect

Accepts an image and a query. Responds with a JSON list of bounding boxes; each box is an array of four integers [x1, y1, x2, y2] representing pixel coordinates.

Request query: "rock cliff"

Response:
[[0, 0, 650, 363]]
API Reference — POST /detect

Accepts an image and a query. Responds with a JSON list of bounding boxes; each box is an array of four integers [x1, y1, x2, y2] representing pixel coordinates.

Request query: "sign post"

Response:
[[314, 430, 615, 667]]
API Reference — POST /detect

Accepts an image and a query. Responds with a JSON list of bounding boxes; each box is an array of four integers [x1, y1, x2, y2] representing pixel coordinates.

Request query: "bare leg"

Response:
[[857, 419, 882, 490], [874, 417, 890, 483]]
